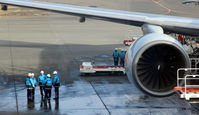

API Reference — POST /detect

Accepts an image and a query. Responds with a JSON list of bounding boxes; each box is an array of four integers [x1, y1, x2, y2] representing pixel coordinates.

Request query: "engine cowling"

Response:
[[126, 33, 190, 96]]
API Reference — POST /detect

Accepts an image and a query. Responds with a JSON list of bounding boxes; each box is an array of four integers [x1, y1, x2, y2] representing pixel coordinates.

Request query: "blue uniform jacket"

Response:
[[25, 77, 31, 86], [30, 78, 37, 88], [120, 51, 126, 59], [44, 78, 52, 87], [26, 77, 35, 88], [38, 75, 47, 86], [53, 75, 60, 86], [33, 77, 37, 86], [113, 51, 120, 59]]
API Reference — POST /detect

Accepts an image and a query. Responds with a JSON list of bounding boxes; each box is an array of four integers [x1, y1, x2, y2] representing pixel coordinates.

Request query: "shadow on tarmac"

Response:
[[0, 40, 122, 84]]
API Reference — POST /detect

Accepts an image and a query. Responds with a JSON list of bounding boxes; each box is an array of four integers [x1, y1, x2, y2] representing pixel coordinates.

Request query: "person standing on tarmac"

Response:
[[44, 74, 53, 100], [53, 71, 60, 99], [25, 73, 33, 100], [31, 73, 37, 99], [38, 70, 47, 98], [120, 49, 126, 67], [112, 48, 120, 66]]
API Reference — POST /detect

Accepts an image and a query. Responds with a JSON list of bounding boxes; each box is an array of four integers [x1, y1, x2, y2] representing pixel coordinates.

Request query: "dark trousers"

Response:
[[27, 89, 32, 99], [32, 88, 35, 100], [120, 58, 124, 66], [27, 88, 33, 100], [33, 88, 35, 95], [45, 88, 52, 100], [40, 86, 44, 96], [113, 58, 119, 66], [54, 86, 59, 98]]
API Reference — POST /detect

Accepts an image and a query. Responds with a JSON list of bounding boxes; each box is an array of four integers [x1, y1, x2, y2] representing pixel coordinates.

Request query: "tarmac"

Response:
[[0, 0, 199, 115]]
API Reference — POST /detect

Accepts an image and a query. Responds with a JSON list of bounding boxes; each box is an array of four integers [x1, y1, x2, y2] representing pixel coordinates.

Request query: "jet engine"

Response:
[[126, 33, 190, 96]]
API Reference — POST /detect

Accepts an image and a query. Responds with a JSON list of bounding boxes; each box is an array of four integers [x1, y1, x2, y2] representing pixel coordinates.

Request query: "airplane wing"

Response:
[[0, 0, 199, 36]]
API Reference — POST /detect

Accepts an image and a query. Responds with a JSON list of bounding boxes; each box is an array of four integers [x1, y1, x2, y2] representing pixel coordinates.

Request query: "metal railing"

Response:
[[184, 75, 199, 99], [177, 68, 199, 87]]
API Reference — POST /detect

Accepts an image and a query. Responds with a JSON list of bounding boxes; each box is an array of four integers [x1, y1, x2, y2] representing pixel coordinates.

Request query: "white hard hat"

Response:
[[28, 73, 32, 76], [47, 74, 51, 77], [31, 73, 34, 76], [40, 70, 44, 74], [115, 48, 118, 50], [53, 71, 58, 74]]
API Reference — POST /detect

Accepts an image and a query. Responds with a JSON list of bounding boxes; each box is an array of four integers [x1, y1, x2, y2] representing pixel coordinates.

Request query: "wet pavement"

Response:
[[0, 75, 194, 115]]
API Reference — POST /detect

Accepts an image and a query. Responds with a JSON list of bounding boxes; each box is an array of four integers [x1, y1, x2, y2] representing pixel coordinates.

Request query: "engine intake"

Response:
[[126, 33, 190, 96]]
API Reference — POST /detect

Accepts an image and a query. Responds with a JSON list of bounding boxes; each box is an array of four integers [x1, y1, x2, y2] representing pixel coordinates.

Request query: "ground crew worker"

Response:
[[38, 70, 47, 97], [53, 71, 60, 99], [31, 73, 37, 99], [120, 49, 126, 67], [25, 73, 33, 99], [44, 74, 53, 100], [112, 48, 120, 66]]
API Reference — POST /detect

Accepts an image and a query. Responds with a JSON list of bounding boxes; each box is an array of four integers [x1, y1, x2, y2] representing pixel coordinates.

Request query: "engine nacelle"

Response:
[[126, 33, 190, 96]]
